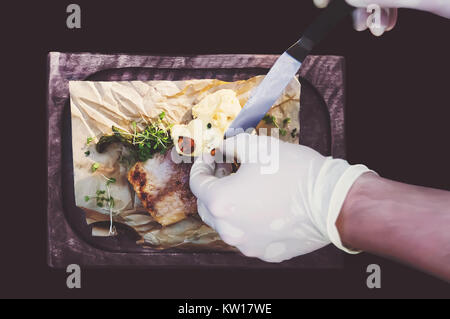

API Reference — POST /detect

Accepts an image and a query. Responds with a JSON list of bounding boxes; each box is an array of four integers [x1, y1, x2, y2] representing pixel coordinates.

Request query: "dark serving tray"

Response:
[[47, 53, 346, 268]]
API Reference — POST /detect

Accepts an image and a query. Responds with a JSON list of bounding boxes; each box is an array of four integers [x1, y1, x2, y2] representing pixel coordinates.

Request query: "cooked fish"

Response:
[[127, 149, 197, 226]]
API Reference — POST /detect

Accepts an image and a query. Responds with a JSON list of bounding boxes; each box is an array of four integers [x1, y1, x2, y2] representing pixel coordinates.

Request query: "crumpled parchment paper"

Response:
[[69, 76, 301, 249]]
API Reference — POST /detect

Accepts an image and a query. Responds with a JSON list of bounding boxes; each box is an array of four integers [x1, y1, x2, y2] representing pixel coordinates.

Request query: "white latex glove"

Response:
[[346, 0, 450, 18], [190, 134, 373, 263], [314, 0, 450, 37]]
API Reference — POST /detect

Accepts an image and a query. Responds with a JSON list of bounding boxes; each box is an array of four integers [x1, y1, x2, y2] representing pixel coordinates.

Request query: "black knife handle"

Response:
[[287, 0, 354, 62]]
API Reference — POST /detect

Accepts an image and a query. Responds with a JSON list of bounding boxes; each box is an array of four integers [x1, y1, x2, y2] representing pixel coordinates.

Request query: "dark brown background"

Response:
[[1, 0, 449, 298]]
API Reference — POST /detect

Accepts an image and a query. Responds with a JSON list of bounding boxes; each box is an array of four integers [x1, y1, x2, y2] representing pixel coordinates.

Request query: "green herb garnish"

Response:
[[283, 118, 291, 126], [108, 197, 115, 209], [291, 128, 298, 138], [89, 194, 114, 209], [84, 175, 117, 236], [96, 113, 173, 164], [85, 188, 114, 209], [263, 115, 277, 126], [87, 137, 94, 145], [262, 114, 288, 136], [84, 150, 90, 156], [91, 162, 100, 172]]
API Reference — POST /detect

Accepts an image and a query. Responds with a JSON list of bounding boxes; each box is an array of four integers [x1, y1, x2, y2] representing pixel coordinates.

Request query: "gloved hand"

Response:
[[189, 133, 373, 262], [346, 0, 450, 18], [314, 0, 450, 37]]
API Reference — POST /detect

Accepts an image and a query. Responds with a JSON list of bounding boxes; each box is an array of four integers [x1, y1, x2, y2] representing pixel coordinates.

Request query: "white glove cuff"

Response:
[[326, 164, 375, 254]]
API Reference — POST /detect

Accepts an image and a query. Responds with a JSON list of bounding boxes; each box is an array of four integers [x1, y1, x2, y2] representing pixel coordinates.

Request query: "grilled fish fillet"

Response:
[[127, 149, 197, 226]]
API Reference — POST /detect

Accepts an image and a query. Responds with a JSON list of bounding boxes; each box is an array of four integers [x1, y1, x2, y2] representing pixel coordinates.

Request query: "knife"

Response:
[[225, 0, 354, 138]]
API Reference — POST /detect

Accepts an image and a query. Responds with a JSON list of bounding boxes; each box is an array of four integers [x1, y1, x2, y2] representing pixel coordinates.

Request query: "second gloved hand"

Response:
[[314, 0, 397, 36], [346, 0, 450, 18], [315, 0, 450, 36], [190, 134, 373, 263]]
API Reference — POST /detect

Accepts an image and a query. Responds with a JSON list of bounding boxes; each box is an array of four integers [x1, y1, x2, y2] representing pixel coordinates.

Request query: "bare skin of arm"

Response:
[[337, 173, 450, 281]]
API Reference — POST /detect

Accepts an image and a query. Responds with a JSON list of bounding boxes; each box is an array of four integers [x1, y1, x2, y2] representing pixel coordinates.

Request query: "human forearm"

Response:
[[338, 173, 450, 280]]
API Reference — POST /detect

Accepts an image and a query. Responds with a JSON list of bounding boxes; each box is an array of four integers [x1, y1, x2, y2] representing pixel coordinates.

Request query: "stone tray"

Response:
[[47, 53, 346, 268]]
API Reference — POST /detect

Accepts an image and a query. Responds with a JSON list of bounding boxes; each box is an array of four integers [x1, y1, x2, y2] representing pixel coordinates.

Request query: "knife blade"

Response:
[[225, 0, 354, 138]]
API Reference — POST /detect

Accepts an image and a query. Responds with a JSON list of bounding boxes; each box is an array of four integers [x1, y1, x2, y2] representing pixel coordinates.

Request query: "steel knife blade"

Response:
[[225, 0, 354, 138]]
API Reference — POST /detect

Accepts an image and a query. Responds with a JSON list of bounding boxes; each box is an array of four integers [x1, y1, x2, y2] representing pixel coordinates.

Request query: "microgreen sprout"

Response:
[[106, 177, 116, 186], [263, 115, 277, 126], [96, 112, 174, 164], [84, 189, 113, 208], [291, 128, 298, 138], [262, 115, 288, 136], [283, 118, 291, 126], [84, 175, 118, 235], [91, 162, 100, 172]]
